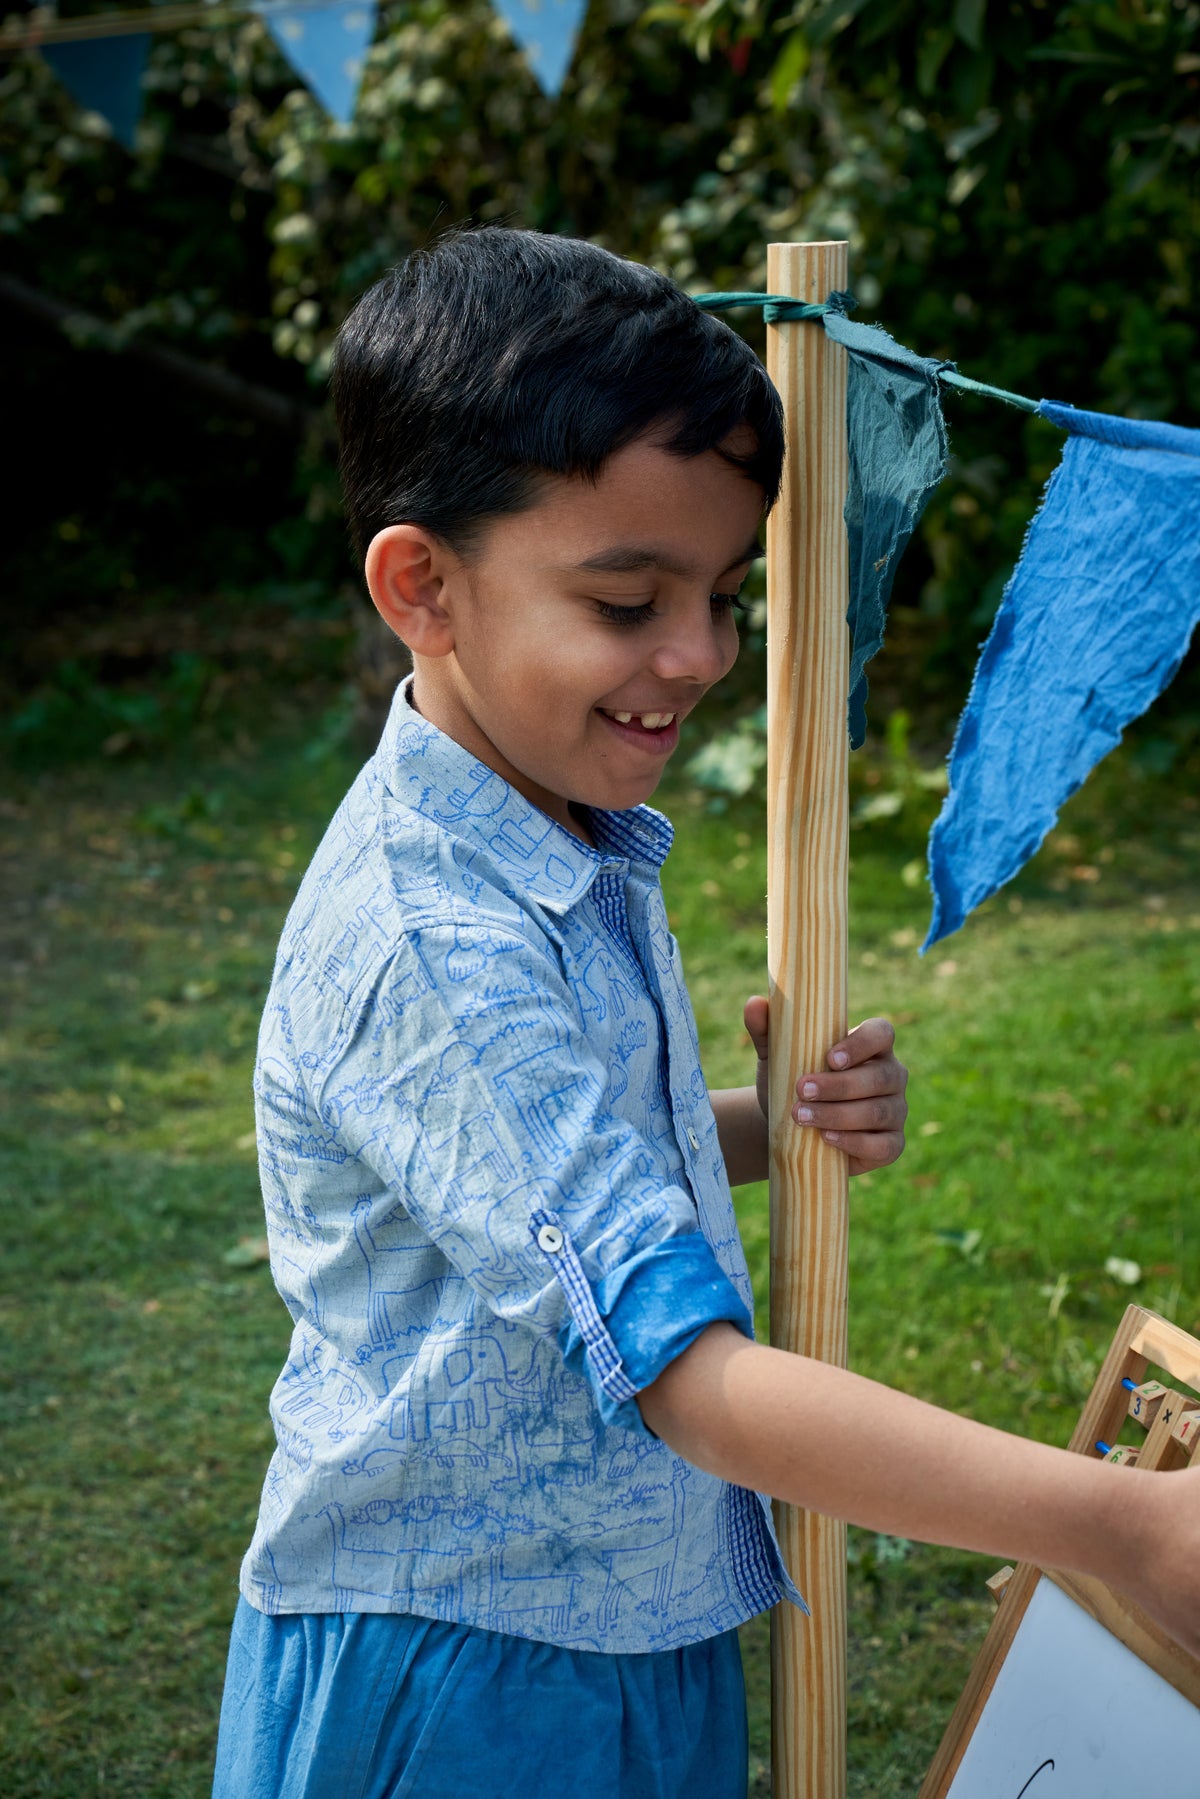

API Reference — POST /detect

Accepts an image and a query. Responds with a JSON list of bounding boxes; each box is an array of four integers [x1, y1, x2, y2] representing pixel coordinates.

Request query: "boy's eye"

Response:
[[593, 594, 748, 627], [595, 600, 657, 627]]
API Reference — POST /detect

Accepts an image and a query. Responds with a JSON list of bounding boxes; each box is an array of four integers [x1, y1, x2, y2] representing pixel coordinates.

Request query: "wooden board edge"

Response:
[[1131, 1311, 1200, 1395], [1042, 1568, 1200, 1710], [916, 1560, 1043, 1798]]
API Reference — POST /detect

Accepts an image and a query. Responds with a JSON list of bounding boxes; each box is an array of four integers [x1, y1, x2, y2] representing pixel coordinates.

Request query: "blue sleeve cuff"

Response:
[[558, 1231, 753, 1434]]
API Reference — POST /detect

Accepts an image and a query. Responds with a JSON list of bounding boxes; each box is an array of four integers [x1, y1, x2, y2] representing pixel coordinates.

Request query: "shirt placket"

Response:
[[589, 863, 644, 984], [623, 877, 721, 1223]]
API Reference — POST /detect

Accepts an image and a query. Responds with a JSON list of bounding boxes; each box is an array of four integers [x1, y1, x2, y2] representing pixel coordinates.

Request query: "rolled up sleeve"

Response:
[[555, 1231, 752, 1433]]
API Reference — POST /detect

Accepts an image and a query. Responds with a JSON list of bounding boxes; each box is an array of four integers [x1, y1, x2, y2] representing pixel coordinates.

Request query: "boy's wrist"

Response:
[[1077, 1462, 1168, 1593], [1053, 1461, 1200, 1659], [710, 1085, 770, 1187]]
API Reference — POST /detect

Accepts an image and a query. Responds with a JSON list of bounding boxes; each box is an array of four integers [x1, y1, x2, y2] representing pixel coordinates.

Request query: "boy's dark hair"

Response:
[[331, 226, 784, 563]]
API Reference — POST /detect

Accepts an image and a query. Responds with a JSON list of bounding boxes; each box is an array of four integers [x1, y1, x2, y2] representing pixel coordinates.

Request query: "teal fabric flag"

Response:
[[255, 0, 378, 124], [822, 301, 952, 748], [688, 290, 951, 745], [42, 35, 150, 150], [492, 0, 587, 96], [924, 401, 1200, 950]]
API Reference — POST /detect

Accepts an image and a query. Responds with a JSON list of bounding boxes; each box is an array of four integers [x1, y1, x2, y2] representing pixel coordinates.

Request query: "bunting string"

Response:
[[693, 290, 1040, 415], [696, 286, 1200, 951], [937, 370, 1039, 414], [693, 292, 833, 324]]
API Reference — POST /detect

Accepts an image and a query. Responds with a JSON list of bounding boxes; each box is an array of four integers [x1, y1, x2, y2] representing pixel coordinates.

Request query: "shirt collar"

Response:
[[376, 677, 674, 912]]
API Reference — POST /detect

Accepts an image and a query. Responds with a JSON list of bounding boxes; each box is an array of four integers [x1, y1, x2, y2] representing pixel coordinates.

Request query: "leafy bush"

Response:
[[3, 0, 1196, 715], [5, 653, 219, 766]]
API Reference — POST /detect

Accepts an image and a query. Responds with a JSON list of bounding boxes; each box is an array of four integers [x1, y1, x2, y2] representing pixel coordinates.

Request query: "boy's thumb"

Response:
[[743, 994, 769, 1053]]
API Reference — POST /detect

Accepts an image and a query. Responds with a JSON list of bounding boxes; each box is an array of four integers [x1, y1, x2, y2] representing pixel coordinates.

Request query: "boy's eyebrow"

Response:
[[572, 538, 763, 577]]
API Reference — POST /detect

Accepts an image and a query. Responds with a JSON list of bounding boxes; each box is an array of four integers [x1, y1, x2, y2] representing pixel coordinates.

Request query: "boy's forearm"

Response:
[[639, 1324, 1147, 1591], [709, 1086, 769, 1186]]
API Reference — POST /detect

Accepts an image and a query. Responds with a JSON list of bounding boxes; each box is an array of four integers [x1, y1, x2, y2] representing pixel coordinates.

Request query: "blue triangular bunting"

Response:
[[254, 0, 378, 124], [492, 0, 587, 96], [923, 401, 1200, 949], [42, 35, 150, 151]]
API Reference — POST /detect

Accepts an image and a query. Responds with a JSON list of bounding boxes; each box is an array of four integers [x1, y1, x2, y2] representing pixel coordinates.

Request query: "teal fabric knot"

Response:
[[692, 289, 857, 325]]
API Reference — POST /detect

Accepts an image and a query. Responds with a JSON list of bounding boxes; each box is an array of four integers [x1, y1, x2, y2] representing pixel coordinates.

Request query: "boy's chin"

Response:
[[581, 775, 667, 814]]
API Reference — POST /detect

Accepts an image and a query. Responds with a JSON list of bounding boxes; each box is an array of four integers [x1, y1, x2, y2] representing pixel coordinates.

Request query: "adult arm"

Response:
[[639, 1322, 1200, 1658]]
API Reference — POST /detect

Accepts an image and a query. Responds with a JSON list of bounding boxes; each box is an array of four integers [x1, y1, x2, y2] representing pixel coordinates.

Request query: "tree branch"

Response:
[[0, 272, 322, 435]]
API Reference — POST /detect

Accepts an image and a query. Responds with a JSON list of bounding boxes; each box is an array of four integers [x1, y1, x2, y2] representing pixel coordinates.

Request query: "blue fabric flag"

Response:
[[255, 0, 378, 124], [492, 0, 587, 96], [822, 301, 952, 748], [924, 401, 1200, 950], [42, 35, 150, 151]]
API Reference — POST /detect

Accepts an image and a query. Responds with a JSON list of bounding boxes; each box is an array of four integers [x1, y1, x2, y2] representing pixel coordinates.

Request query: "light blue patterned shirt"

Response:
[[240, 679, 805, 1651]]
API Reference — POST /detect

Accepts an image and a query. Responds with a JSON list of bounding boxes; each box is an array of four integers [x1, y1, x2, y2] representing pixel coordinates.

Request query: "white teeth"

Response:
[[614, 711, 633, 724]]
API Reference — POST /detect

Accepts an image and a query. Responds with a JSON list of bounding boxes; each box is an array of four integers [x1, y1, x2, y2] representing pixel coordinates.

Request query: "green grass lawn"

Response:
[[1, 684, 1197, 1797]]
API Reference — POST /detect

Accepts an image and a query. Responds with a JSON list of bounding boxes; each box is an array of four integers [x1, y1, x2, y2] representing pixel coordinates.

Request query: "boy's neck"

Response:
[[567, 803, 597, 849], [405, 674, 598, 849]]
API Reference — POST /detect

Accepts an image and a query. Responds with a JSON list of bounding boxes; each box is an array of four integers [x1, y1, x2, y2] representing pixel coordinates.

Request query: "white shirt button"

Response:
[[686, 1128, 700, 1151], [537, 1224, 564, 1254]]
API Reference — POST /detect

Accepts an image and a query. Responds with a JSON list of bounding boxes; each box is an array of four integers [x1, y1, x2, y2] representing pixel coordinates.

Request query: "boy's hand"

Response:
[[1121, 1464, 1200, 1661], [744, 998, 907, 1176]]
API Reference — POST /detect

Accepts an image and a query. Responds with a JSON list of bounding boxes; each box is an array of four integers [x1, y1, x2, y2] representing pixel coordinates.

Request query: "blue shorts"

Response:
[[213, 1599, 748, 1799]]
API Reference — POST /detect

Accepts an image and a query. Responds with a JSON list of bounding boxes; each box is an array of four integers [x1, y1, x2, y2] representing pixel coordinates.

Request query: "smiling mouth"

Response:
[[599, 709, 677, 731]]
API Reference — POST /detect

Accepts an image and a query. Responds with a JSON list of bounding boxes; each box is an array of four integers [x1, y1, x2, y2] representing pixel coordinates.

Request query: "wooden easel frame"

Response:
[[920, 1304, 1200, 1797]]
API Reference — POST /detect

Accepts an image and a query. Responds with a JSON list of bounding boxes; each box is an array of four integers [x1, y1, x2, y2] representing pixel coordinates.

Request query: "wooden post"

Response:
[[765, 239, 851, 1799]]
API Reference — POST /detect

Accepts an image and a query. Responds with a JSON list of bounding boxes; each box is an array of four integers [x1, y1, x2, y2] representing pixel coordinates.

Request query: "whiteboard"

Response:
[[945, 1577, 1200, 1798]]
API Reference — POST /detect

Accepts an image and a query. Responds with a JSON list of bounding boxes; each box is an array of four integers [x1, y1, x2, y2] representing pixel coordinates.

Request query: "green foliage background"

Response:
[[3, 0, 1198, 724]]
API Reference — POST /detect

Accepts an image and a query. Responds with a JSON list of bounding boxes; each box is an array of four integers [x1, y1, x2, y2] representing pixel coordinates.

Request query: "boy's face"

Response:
[[371, 430, 765, 836]]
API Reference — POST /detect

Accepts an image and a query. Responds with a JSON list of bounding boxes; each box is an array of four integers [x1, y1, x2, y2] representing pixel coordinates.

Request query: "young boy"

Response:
[[214, 228, 1200, 1799]]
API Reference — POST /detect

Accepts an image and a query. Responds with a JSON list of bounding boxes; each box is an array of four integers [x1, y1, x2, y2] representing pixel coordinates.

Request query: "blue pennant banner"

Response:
[[42, 34, 150, 151], [924, 401, 1200, 950], [492, 0, 587, 96], [254, 0, 378, 124]]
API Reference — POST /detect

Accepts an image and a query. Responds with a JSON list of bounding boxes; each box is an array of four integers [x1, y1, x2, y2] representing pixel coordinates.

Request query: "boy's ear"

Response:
[[364, 524, 458, 656]]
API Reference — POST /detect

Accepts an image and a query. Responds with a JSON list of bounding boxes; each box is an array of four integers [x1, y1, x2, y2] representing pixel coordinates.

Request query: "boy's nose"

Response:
[[650, 607, 736, 685]]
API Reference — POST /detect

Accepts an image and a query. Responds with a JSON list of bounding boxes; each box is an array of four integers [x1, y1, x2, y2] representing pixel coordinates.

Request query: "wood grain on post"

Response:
[[765, 239, 850, 1799]]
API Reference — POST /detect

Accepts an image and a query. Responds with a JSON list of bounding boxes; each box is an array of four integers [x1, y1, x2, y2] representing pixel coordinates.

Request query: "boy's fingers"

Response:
[[826, 1016, 895, 1071], [842, 1132, 907, 1175], [792, 1096, 908, 1134], [795, 1057, 907, 1105], [790, 1015, 908, 1171]]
